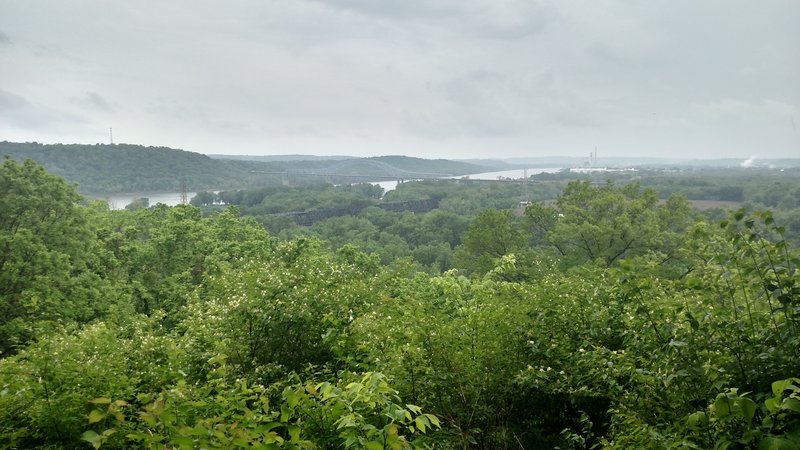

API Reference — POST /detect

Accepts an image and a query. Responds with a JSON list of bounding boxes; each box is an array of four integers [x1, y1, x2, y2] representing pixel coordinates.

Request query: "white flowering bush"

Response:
[[0, 316, 176, 448], [180, 238, 379, 383]]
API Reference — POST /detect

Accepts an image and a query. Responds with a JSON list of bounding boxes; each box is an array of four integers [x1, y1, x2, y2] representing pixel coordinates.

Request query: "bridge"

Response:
[[250, 159, 534, 186]]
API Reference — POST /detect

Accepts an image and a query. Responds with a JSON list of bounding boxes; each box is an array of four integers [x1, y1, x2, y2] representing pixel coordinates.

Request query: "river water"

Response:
[[98, 192, 202, 210], [99, 167, 562, 209], [373, 167, 562, 193]]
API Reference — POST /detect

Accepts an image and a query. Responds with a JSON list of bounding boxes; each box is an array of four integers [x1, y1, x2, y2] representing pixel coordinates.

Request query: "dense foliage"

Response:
[[1, 158, 799, 449], [538, 167, 800, 245]]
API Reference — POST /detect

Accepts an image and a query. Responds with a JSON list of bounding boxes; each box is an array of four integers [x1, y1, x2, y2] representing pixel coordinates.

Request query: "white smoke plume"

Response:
[[740, 155, 758, 168]]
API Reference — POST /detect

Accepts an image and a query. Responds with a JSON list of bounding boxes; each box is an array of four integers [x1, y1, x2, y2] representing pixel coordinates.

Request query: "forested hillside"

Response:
[[212, 154, 503, 175], [0, 142, 493, 195], [0, 141, 268, 194], [1, 158, 798, 449]]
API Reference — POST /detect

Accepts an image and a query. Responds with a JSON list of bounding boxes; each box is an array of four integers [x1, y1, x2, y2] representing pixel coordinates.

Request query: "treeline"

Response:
[[538, 167, 800, 243], [537, 166, 800, 205], [192, 183, 383, 213], [1, 141, 494, 195], [1, 158, 799, 449]]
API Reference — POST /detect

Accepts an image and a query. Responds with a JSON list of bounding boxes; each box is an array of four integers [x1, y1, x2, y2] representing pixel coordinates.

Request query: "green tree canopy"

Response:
[[0, 158, 127, 355], [457, 208, 525, 274], [527, 181, 692, 269]]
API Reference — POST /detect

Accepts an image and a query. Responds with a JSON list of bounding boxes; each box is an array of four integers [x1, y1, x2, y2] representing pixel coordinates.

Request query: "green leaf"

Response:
[[687, 412, 708, 429], [714, 396, 731, 418], [141, 412, 157, 427], [285, 389, 300, 409], [414, 416, 427, 433], [740, 398, 756, 423], [90, 397, 112, 404], [424, 413, 441, 429], [172, 436, 195, 449], [406, 404, 422, 414], [345, 382, 363, 392], [81, 430, 102, 449], [758, 436, 795, 450], [280, 405, 291, 423], [364, 442, 384, 450], [765, 397, 780, 413], [783, 397, 800, 413], [336, 415, 357, 429], [88, 409, 106, 424], [772, 379, 797, 397], [288, 425, 300, 442], [190, 425, 210, 437]]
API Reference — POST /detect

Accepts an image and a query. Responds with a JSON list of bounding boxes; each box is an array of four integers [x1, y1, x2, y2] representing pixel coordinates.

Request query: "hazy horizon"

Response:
[[1, 1, 798, 160]]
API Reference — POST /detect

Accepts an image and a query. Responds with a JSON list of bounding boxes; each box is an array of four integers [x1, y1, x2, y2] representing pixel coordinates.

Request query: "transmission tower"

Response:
[[180, 178, 188, 205], [523, 168, 530, 202]]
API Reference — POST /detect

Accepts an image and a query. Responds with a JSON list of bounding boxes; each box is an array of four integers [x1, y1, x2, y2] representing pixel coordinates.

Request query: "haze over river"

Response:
[[101, 167, 561, 210]]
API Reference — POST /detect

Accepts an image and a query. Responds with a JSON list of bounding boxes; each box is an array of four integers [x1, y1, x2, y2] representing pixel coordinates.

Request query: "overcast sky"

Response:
[[1, 1, 798, 159]]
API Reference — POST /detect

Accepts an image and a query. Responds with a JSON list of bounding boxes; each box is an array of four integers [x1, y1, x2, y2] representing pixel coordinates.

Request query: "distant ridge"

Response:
[[0, 142, 495, 195], [209, 154, 355, 162], [0, 141, 262, 194], [12, 140, 790, 197], [210, 154, 496, 174], [361, 155, 488, 176]]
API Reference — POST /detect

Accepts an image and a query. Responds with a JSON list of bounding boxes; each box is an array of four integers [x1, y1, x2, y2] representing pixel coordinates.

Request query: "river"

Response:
[[99, 167, 562, 209], [372, 167, 562, 193], [98, 192, 203, 210]]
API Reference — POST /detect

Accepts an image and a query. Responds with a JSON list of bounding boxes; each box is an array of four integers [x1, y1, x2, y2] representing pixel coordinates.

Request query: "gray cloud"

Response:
[[311, 0, 556, 40], [0, 89, 30, 111], [0, 89, 88, 130], [311, 0, 459, 20], [72, 91, 113, 112], [0, 0, 797, 158], [0, 31, 10, 44]]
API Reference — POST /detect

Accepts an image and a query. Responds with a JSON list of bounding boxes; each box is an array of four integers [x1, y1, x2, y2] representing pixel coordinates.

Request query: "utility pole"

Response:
[[109, 128, 114, 144]]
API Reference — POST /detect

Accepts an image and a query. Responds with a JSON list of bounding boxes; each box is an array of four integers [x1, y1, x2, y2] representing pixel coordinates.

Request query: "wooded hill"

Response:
[[210, 154, 503, 178], [0, 141, 492, 194], [0, 142, 255, 194]]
